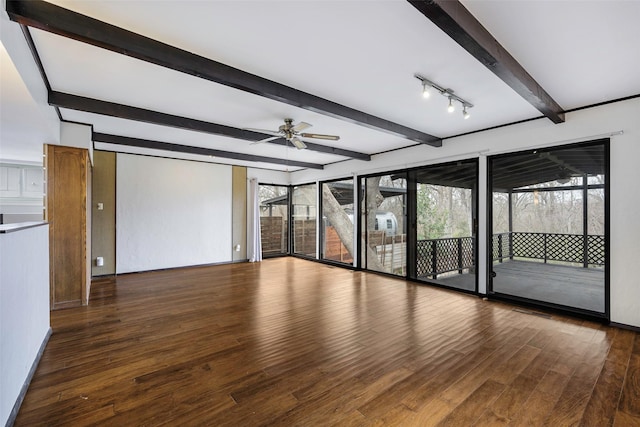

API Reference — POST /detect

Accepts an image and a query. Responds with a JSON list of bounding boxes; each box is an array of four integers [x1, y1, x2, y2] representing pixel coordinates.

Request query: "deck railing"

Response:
[[416, 237, 474, 278], [418, 231, 605, 279], [493, 232, 605, 267]]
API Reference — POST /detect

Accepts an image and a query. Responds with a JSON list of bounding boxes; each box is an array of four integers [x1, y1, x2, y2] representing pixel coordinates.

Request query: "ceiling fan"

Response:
[[248, 118, 340, 149]]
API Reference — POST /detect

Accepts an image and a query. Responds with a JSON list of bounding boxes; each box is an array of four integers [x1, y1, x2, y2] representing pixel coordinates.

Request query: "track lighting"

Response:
[[447, 98, 455, 113], [415, 73, 474, 119]]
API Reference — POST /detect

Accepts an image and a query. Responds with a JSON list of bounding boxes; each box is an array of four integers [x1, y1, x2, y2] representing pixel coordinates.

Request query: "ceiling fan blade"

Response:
[[290, 137, 307, 150], [243, 128, 281, 137], [300, 133, 340, 141], [292, 121, 312, 132], [250, 136, 280, 145]]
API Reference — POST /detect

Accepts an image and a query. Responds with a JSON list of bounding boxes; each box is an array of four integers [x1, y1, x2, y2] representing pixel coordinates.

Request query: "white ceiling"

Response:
[[2, 0, 639, 171]]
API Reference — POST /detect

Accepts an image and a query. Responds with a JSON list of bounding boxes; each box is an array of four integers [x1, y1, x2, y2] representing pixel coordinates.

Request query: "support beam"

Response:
[[6, 0, 442, 146], [93, 133, 324, 170], [49, 91, 370, 161], [408, 0, 565, 124], [50, 91, 267, 141]]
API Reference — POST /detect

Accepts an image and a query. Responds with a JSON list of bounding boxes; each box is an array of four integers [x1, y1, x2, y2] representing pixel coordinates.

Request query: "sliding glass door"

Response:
[[360, 173, 407, 275], [411, 160, 478, 291], [488, 140, 608, 317], [321, 179, 354, 265]]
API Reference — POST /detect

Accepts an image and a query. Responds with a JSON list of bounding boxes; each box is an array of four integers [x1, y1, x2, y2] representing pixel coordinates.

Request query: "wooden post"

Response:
[[582, 173, 589, 268], [457, 238, 463, 274], [508, 191, 514, 260], [431, 240, 438, 279]]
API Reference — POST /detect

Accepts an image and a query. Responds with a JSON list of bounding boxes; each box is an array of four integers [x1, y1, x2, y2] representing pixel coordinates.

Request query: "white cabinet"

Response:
[[0, 164, 43, 198], [0, 164, 44, 223], [0, 166, 22, 197], [22, 167, 44, 198]]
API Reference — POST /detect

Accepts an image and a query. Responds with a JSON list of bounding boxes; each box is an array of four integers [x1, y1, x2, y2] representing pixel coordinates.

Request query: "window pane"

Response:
[[259, 185, 289, 257], [489, 142, 606, 314], [361, 174, 406, 275], [292, 183, 317, 257], [414, 159, 477, 292], [321, 179, 354, 265]]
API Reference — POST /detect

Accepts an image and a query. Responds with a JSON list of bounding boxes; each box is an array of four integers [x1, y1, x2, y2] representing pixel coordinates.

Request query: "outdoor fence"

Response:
[[419, 231, 605, 279], [493, 232, 605, 267], [260, 217, 605, 278]]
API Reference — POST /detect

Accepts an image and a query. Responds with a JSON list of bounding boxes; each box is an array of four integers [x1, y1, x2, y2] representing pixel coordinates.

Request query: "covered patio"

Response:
[[419, 142, 607, 314]]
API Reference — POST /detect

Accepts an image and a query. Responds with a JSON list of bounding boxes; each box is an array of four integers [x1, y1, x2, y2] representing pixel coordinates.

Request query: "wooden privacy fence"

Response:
[[260, 217, 322, 256], [324, 226, 353, 263], [260, 216, 287, 255]]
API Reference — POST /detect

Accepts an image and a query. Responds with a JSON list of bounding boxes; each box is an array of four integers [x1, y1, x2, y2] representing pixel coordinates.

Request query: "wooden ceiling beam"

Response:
[[408, 0, 565, 124], [92, 133, 324, 170], [49, 91, 370, 161], [6, 0, 442, 147], [49, 91, 267, 141]]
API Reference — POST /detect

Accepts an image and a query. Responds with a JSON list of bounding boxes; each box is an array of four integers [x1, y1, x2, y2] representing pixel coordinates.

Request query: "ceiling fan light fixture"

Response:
[[290, 137, 307, 150]]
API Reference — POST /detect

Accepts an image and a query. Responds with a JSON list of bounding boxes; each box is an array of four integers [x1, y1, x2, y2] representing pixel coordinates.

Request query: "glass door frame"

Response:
[[318, 177, 356, 267], [258, 183, 291, 259], [486, 139, 610, 321], [407, 158, 479, 294], [290, 182, 319, 260], [356, 159, 478, 294], [357, 170, 408, 276]]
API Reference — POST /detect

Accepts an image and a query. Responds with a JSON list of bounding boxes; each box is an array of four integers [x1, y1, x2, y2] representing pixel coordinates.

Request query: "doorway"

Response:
[[410, 159, 478, 292], [488, 140, 608, 317]]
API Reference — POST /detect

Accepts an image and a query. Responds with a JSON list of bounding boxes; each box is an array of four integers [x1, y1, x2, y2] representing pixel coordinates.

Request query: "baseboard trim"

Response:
[[610, 322, 640, 333], [6, 327, 52, 427], [114, 259, 244, 276]]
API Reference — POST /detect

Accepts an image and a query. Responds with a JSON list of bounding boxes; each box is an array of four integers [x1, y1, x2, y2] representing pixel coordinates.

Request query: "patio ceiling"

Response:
[[491, 142, 606, 191]]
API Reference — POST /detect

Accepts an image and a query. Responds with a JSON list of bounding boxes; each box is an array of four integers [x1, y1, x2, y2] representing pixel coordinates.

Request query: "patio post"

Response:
[[508, 191, 514, 260], [582, 173, 589, 268]]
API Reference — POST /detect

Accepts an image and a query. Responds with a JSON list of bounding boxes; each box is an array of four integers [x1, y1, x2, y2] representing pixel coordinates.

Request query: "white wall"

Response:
[[60, 122, 94, 165], [0, 224, 50, 426], [116, 154, 232, 274], [247, 167, 290, 186], [291, 98, 640, 328]]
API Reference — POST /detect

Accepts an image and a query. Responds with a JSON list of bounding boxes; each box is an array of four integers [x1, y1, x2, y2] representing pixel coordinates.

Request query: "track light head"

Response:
[[447, 97, 455, 113], [422, 83, 430, 99], [463, 106, 470, 119]]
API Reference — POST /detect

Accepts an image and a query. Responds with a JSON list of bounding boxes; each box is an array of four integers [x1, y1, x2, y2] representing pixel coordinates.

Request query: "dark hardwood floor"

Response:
[[15, 258, 640, 426]]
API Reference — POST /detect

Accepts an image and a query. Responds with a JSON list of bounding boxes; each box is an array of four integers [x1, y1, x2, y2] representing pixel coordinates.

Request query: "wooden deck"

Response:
[[14, 258, 639, 426], [491, 260, 605, 313], [426, 260, 605, 313]]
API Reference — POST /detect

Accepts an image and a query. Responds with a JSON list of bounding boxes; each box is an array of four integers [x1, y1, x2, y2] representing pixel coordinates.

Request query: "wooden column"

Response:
[[45, 145, 90, 309]]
